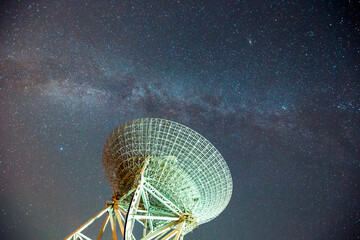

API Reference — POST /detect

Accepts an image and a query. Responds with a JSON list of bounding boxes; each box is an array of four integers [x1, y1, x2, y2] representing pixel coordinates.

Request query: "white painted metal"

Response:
[[64, 175, 186, 240], [103, 118, 233, 233], [65, 118, 232, 239]]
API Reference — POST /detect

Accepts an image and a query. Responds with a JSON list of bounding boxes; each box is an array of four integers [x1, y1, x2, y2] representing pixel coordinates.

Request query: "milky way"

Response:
[[1, 1, 359, 239]]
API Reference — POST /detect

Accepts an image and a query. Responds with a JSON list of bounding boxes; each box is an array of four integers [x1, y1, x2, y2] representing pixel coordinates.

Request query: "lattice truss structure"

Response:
[[65, 118, 232, 240]]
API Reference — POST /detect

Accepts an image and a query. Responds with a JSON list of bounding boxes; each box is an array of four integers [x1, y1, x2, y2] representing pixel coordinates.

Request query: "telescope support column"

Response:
[[64, 179, 186, 240]]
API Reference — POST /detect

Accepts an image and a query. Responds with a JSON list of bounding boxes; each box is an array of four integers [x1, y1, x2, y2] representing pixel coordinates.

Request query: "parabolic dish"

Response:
[[103, 118, 232, 228]]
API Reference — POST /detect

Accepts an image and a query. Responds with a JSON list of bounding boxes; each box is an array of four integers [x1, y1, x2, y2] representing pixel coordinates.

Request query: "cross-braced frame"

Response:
[[64, 165, 191, 240], [65, 118, 232, 240]]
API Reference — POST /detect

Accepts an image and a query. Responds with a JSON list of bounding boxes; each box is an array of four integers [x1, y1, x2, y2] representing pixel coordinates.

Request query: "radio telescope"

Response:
[[65, 118, 232, 240]]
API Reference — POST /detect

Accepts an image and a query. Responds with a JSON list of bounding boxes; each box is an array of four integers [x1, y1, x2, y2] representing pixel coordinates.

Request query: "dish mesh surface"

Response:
[[103, 118, 232, 226]]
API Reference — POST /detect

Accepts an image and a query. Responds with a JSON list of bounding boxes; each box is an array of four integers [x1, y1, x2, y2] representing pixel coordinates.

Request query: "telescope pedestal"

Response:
[[64, 175, 186, 240]]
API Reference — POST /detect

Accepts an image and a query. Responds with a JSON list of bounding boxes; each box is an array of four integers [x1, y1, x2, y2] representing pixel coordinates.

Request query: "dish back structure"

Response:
[[65, 118, 232, 240]]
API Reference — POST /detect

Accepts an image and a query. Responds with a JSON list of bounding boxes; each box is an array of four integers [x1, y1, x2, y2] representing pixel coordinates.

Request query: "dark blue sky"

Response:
[[1, 0, 359, 239]]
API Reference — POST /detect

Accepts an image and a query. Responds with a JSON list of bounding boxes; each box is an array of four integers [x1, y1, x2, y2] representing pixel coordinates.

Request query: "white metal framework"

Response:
[[65, 118, 232, 239], [65, 167, 190, 240]]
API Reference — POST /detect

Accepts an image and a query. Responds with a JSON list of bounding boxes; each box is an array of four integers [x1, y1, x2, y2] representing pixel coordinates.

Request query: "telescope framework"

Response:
[[65, 118, 232, 239], [65, 162, 192, 240]]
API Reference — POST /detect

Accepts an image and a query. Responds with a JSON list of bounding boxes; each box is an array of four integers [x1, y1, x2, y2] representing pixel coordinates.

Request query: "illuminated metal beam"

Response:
[[64, 206, 111, 240]]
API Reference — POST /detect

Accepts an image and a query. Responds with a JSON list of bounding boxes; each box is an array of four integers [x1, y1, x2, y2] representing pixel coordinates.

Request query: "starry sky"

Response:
[[1, 0, 360, 239]]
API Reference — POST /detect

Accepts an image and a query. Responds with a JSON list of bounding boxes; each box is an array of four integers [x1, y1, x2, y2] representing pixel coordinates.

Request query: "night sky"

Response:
[[1, 0, 360, 239]]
